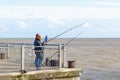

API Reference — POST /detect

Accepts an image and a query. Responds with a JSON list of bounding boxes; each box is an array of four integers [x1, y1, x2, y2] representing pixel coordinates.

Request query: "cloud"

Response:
[[93, 2, 120, 6], [17, 21, 28, 28], [48, 18, 64, 25], [47, 18, 64, 29], [0, 6, 120, 20]]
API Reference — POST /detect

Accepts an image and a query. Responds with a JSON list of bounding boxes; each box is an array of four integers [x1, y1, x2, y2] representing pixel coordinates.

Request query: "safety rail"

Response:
[[0, 43, 66, 73]]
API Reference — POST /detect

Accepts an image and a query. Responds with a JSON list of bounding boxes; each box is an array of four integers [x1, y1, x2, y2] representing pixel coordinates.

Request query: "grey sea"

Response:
[[0, 38, 120, 80]]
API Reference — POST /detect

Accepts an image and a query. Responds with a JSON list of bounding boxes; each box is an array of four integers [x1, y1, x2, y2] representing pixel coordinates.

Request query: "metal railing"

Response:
[[0, 43, 66, 73]]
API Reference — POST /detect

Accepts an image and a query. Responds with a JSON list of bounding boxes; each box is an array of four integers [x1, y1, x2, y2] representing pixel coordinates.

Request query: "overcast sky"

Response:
[[0, 0, 120, 38]]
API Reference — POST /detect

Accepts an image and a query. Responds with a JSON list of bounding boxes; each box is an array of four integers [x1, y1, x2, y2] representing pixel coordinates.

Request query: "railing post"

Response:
[[63, 44, 67, 67], [21, 45, 25, 73], [58, 44, 62, 69], [7, 43, 10, 58]]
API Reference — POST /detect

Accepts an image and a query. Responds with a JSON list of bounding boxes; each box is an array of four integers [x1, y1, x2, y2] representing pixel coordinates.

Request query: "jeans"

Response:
[[35, 52, 44, 70]]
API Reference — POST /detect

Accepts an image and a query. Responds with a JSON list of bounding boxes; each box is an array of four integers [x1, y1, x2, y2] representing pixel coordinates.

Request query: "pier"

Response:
[[0, 43, 83, 80], [0, 68, 82, 80]]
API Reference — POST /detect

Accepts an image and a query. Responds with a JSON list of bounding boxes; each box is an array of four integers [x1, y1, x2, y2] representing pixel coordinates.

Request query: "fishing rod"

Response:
[[41, 30, 86, 66], [48, 21, 87, 42], [41, 21, 88, 66], [48, 30, 86, 59]]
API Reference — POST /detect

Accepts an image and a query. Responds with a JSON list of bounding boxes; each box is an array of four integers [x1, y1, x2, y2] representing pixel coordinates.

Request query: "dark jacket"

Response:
[[34, 40, 44, 53]]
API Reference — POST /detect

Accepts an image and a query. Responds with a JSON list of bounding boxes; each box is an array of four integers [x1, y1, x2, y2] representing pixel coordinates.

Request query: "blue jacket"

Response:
[[34, 40, 44, 52]]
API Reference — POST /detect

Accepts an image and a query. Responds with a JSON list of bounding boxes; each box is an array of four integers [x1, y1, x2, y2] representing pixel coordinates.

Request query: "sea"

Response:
[[0, 38, 120, 80]]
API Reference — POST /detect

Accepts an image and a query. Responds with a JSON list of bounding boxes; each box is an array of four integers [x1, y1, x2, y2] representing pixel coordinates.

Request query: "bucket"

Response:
[[50, 60, 59, 67], [68, 61, 75, 68]]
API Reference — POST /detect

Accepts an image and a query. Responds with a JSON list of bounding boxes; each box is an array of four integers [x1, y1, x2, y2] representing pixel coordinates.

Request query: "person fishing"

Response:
[[34, 34, 48, 70]]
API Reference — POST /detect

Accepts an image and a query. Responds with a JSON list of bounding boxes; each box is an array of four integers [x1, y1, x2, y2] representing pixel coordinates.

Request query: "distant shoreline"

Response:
[[0, 38, 120, 39]]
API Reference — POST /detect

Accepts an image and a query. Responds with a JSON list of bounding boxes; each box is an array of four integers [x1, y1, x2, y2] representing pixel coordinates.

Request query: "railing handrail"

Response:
[[0, 43, 64, 46]]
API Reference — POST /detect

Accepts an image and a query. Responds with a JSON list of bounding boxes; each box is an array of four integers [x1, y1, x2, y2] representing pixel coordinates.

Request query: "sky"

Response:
[[0, 0, 120, 38]]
